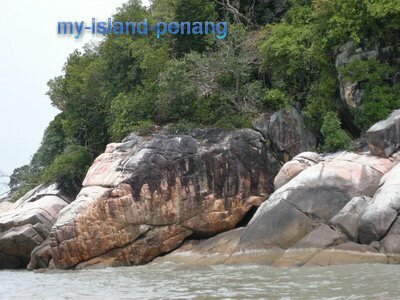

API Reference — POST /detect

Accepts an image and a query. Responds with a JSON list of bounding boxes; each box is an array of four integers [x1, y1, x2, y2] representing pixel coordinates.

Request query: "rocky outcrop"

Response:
[[156, 151, 398, 268], [27, 238, 52, 270], [49, 129, 281, 269], [273, 152, 321, 190], [330, 196, 372, 242], [366, 109, 400, 157], [359, 163, 400, 243], [0, 184, 70, 269], [253, 106, 317, 162], [152, 228, 245, 267], [238, 152, 393, 251]]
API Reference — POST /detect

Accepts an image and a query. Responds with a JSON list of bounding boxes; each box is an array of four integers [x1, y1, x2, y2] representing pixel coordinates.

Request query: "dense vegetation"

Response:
[[8, 0, 400, 200]]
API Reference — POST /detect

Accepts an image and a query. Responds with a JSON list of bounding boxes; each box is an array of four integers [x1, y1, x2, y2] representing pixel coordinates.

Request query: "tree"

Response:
[[41, 145, 92, 196], [215, 0, 288, 27], [173, 0, 218, 57], [321, 111, 351, 151]]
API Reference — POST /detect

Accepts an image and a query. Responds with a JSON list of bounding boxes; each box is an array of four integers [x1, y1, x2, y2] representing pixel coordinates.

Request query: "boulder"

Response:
[[253, 106, 317, 162], [152, 228, 245, 267], [274, 152, 321, 190], [272, 224, 347, 267], [359, 163, 400, 244], [27, 238, 51, 270], [0, 184, 70, 269], [366, 109, 400, 157], [303, 242, 388, 267], [330, 196, 372, 242], [238, 152, 394, 252], [50, 129, 281, 269], [380, 217, 400, 261]]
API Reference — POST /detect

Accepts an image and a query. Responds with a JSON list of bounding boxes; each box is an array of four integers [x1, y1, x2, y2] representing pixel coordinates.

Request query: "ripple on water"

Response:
[[1, 264, 400, 299]]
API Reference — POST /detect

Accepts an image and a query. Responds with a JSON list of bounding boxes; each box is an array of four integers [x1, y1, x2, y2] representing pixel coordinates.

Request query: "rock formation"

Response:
[[253, 105, 317, 162], [366, 109, 400, 157], [49, 129, 281, 269], [7, 107, 400, 270], [156, 151, 400, 268], [0, 184, 70, 269]]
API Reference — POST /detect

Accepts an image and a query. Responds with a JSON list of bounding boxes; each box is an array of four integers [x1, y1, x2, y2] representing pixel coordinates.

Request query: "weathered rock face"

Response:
[[366, 109, 400, 157], [50, 129, 281, 269], [152, 228, 245, 267], [273, 152, 321, 190], [157, 151, 397, 268], [27, 238, 52, 270], [253, 106, 317, 162], [330, 196, 372, 242], [335, 42, 379, 109], [0, 184, 70, 269], [238, 152, 394, 251], [359, 163, 400, 244]]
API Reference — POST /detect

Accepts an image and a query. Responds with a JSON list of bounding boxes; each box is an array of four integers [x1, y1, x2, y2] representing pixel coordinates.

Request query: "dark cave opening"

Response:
[[235, 206, 259, 228]]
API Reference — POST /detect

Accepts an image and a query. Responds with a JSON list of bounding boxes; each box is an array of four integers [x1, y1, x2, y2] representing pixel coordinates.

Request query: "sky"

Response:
[[0, 0, 150, 195]]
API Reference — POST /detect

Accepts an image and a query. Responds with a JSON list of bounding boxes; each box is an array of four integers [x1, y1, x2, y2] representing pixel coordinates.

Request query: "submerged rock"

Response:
[[49, 129, 281, 269], [0, 184, 70, 269]]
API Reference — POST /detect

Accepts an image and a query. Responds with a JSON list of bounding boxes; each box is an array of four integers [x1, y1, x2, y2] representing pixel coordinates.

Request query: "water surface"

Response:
[[1, 263, 399, 299]]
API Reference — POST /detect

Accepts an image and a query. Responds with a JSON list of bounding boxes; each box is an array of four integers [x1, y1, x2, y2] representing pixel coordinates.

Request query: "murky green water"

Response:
[[1, 263, 399, 299]]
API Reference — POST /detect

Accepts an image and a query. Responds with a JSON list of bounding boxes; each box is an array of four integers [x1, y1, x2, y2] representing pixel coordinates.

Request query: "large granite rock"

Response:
[[27, 238, 52, 270], [152, 228, 245, 267], [155, 151, 397, 268], [330, 196, 372, 242], [253, 106, 317, 162], [359, 163, 400, 244], [273, 152, 321, 190], [272, 224, 347, 267], [49, 129, 281, 269], [238, 152, 394, 252], [155, 224, 387, 268], [380, 217, 400, 262], [0, 184, 70, 269], [366, 110, 400, 157]]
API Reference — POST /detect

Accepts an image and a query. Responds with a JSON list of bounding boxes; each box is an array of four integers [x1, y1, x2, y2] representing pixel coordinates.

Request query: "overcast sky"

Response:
[[0, 0, 150, 195]]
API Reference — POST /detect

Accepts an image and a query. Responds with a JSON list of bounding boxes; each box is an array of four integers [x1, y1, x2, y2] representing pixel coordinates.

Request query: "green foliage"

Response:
[[109, 84, 157, 141], [132, 120, 155, 136], [258, 0, 400, 149], [265, 89, 293, 111], [31, 114, 66, 171], [215, 0, 289, 27], [9, 114, 67, 200], [173, 0, 218, 56], [41, 145, 92, 196], [215, 115, 252, 129], [11, 185, 33, 203], [321, 112, 351, 151], [156, 25, 264, 128], [13, 0, 400, 200], [8, 165, 36, 198], [340, 59, 400, 130]]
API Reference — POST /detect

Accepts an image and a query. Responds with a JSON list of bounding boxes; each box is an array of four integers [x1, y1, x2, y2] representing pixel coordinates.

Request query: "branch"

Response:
[[215, 0, 255, 27]]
